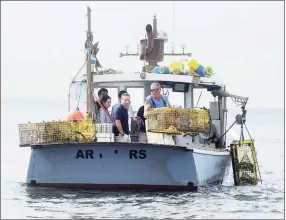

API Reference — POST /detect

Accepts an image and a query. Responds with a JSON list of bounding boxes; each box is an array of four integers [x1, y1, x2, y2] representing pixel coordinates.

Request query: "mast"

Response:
[[86, 6, 92, 116]]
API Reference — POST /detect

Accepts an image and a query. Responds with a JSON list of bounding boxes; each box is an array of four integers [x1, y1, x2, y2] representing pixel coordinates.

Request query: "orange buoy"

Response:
[[67, 109, 85, 120]]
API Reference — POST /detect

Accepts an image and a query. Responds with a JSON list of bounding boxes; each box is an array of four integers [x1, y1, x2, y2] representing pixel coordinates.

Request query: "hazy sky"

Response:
[[1, 1, 284, 110]]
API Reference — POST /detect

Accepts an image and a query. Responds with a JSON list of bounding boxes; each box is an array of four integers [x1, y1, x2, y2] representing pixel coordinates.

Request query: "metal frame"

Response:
[[92, 73, 222, 89]]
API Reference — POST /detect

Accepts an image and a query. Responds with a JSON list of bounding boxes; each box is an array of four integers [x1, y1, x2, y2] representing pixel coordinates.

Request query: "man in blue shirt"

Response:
[[143, 82, 174, 145], [112, 90, 134, 118], [144, 82, 172, 117], [112, 93, 131, 142]]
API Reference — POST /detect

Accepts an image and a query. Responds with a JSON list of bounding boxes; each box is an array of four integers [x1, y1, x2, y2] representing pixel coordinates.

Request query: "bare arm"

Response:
[[143, 101, 151, 118], [115, 120, 124, 135]]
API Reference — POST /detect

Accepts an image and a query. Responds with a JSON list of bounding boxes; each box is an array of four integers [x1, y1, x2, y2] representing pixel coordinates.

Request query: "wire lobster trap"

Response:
[[18, 119, 96, 147], [230, 139, 260, 185], [146, 107, 211, 134]]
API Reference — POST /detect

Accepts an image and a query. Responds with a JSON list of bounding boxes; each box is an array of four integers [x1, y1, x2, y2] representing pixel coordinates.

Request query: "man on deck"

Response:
[[112, 93, 131, 143], [144, 82, 171, 117], [143, 82, 174, 145], [112, 90, 134, 118]]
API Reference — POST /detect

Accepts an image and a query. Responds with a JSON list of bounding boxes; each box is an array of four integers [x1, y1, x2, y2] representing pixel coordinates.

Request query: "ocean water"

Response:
[[1, 98, 284, 219]]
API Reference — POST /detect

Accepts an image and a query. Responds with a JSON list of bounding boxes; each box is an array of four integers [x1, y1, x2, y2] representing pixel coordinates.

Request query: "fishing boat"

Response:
[[18, 7, 260, 190]]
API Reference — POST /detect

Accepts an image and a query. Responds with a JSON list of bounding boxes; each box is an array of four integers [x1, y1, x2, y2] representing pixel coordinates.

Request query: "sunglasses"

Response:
[[151, 88, 160, 92]]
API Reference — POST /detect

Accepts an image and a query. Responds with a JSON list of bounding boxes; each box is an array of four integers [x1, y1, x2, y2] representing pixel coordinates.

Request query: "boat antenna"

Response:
[[172, 2, 175, 54]]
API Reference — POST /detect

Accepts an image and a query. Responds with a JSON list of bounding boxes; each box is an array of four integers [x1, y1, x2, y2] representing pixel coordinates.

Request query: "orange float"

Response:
[[67, 109, 85, 120]]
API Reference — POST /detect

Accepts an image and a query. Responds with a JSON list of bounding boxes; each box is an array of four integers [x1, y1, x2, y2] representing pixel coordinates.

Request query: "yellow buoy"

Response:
[[205, 65, 214, 77], [169, 61, 184, 74], [187, 59, 200, 70], [172, 67, 181, 75]]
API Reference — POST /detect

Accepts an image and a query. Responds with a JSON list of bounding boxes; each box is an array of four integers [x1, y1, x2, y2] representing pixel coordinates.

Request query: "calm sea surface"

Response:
[[1, 98, 284, 219]]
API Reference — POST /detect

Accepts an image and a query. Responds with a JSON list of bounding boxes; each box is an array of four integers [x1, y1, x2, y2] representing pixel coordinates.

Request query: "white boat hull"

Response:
[[26, 142, 230, 190], [192, 148, 230, 185]]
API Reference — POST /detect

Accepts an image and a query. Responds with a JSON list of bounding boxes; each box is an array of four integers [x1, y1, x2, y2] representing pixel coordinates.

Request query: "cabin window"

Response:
[[193, 88, 214, 108], [127, 88, 144, 113], [163, 88, 184, 108]]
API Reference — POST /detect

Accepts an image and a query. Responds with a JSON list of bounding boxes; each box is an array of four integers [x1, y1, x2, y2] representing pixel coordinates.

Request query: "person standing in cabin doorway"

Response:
[[112, 93, 131, 143], [95, 88, 108, 110], [92, 88, 108, 122], [99, 94, 112, 123], [143, 82, 174, 145]]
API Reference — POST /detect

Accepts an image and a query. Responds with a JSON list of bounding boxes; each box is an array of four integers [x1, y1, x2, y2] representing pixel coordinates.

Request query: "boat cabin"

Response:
[[92, 71, 227, 149]]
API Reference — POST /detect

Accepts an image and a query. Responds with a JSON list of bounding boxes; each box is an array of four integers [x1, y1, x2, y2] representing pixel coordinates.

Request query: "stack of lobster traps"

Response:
[[18, 119, 96, 147], [146, 107, 211, 135]]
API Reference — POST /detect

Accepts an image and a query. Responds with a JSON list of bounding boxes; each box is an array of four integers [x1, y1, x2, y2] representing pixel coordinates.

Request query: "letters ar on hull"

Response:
[[76, 150, 95, 159]]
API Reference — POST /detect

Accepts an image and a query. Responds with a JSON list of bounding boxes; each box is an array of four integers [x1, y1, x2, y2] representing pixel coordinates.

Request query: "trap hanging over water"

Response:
[[231, 139, 260, 186]]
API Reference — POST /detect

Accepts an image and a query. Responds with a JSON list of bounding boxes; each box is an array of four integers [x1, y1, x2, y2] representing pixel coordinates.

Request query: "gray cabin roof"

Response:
[[91, 72, 223, 89]]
